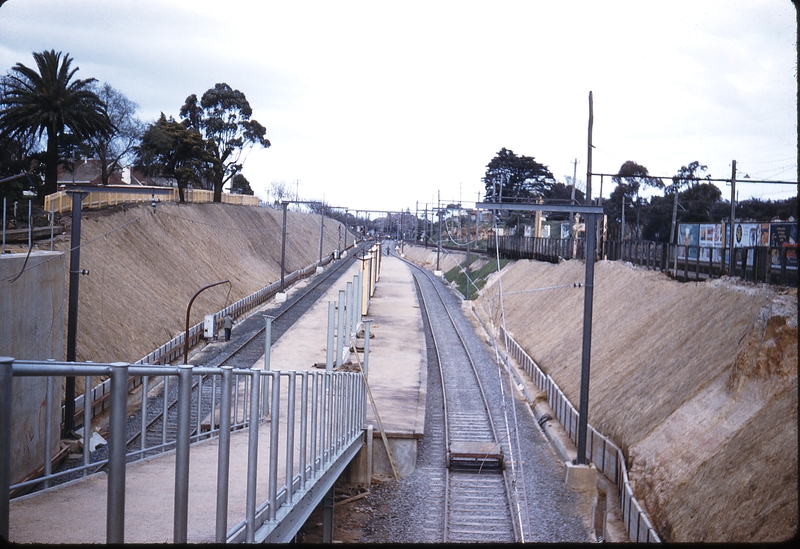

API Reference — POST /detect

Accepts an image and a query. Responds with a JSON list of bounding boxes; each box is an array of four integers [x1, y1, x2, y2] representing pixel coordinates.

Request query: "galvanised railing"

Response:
[[68, 254, 335, 428], [498, 326, 661, 543], [1, 358, 366, 544]]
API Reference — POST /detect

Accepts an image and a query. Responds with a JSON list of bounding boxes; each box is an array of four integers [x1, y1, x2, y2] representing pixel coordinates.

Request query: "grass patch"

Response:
[[444, 258, 510, 299]]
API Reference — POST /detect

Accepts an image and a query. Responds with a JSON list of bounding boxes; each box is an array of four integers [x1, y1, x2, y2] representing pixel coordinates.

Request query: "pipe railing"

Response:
[[499, 327, 661, 543], [65, 254, 336, 428], [2, 358, 366, 544]]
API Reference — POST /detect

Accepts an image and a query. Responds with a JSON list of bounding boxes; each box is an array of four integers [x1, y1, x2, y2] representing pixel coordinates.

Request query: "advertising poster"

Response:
[[677, 223, 699, 260], [698, 223, 723, 262], [769, 223, 798, 269], [732, 223, 765, 248]]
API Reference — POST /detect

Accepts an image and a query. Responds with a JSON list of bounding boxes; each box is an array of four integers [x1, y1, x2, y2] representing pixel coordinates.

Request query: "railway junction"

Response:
[[1, 239, 616, 543]]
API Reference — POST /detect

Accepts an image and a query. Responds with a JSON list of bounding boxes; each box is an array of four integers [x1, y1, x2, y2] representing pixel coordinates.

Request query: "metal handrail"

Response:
[[1, 358, 365, 544], [498, 327, 661, 543]]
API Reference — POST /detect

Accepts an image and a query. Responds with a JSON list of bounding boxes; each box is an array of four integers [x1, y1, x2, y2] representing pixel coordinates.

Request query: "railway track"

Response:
[[404, 258, 531, 543]]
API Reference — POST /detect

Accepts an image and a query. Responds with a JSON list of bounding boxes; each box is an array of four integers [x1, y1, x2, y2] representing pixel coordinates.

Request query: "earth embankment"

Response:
[[48, 202, 347, 364], [402, 245, 797, 543]]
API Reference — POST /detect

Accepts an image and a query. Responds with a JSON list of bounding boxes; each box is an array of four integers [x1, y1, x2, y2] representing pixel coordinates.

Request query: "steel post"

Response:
[[576, 214, 597, 465], [337, 290, 346, 367], [173, 365, 193, 543], [264, 316, 273, 372], [320, 375, 329, 465], [264, 316, 273, 415], [65, 190, 88, 437], [107, 362, 129, 544], [82, 374, 91, 476], [245, 368, 261, 542], [286, 372, 296, 504], [346, 281, 353, 347], [363, 320, 372, 378], [268, 372, 281, 521], [299, 373, 309, 486], [215, 367, 233, 543], [139, 376, 149, 454], [310, 373, 319, 477], [2, 197, 5, 254], [326, 302, 335, 371], [161, 375, 169, 446], [0, 357, 13, 541], [43, 363, 55, 488], [280, 201, 288, 292], [323, 487, 334, 543], [354, 274, 362, 330], [318, 212, 325, 264]]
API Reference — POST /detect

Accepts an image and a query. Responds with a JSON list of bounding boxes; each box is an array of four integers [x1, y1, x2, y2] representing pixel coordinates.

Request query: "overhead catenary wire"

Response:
[[484, 211, 532, 541]]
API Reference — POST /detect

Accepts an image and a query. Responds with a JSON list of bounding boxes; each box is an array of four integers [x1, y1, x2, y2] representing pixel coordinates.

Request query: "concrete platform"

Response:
[[7, 252, 427, 542], [258, 255, 427, 479]]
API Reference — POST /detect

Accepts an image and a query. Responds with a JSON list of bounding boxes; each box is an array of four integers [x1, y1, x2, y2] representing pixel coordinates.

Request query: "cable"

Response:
[[2, 209, 152, 283]]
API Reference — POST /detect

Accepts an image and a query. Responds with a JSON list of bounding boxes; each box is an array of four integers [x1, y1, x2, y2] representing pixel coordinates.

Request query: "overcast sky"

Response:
[[1, 0, 796, 214]]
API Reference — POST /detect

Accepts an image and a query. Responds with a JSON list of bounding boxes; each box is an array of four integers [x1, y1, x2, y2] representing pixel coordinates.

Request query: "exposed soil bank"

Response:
[[402, 244, 797, 543], [46, 202, 348, 364]]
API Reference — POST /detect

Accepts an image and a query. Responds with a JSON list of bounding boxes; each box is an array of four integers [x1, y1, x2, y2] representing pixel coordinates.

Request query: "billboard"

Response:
[[698, 223, 724, 263], [731, 222, 769, 249], [677, 223, 700, 260], [769, 223, 798, 270]]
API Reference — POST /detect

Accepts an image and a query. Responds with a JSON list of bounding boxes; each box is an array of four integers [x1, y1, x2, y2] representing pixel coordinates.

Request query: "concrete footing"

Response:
[[315, 266, 324, 275], [564, 461, 597, 493], [347, 431, 419, 484], [433, 270, 443, 277], [275, 292, 287, 303]]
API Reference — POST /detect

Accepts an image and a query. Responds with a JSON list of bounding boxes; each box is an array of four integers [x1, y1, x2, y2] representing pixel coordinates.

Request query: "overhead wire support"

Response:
[[590, 172, 796, 185]]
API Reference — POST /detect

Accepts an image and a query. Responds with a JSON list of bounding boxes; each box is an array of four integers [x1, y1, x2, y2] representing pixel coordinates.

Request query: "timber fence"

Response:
[[488, 235, 797, 286], [44, 187, 258, 214]]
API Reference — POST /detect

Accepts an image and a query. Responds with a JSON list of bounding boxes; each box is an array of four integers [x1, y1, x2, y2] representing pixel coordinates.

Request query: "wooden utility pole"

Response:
[[670, 188, 679, 244], [729, 160, 737, 273], [586, 93, 593, 203], [569, 158, 578, 237]]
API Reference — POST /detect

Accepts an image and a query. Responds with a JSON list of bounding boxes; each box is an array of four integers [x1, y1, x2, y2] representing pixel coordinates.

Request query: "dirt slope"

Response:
[[46, 202, 348, 364], [403, 245, 797, 543]]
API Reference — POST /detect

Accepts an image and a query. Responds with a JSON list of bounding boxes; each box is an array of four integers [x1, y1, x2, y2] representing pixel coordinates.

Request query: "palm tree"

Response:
[[0, 50, 114, 199]]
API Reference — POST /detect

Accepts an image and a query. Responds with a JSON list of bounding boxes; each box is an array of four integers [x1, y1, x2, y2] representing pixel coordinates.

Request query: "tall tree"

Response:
[[83, 83, 144, 185], [180, 83, 270, 202], [0, 50, 114, 200], [135, 113, 208, 203], [230, 173, 253, 195], [607, 160, 664, 238], [483, 148, 554, 202], [666, 161, 711, 243]]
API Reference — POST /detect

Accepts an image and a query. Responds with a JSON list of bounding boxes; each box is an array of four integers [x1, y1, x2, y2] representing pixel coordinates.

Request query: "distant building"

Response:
[[57, 159, 177, 188]]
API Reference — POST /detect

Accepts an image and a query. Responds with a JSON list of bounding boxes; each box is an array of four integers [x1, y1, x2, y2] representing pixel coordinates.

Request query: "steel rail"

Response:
[[404, 258, 522, 543]]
